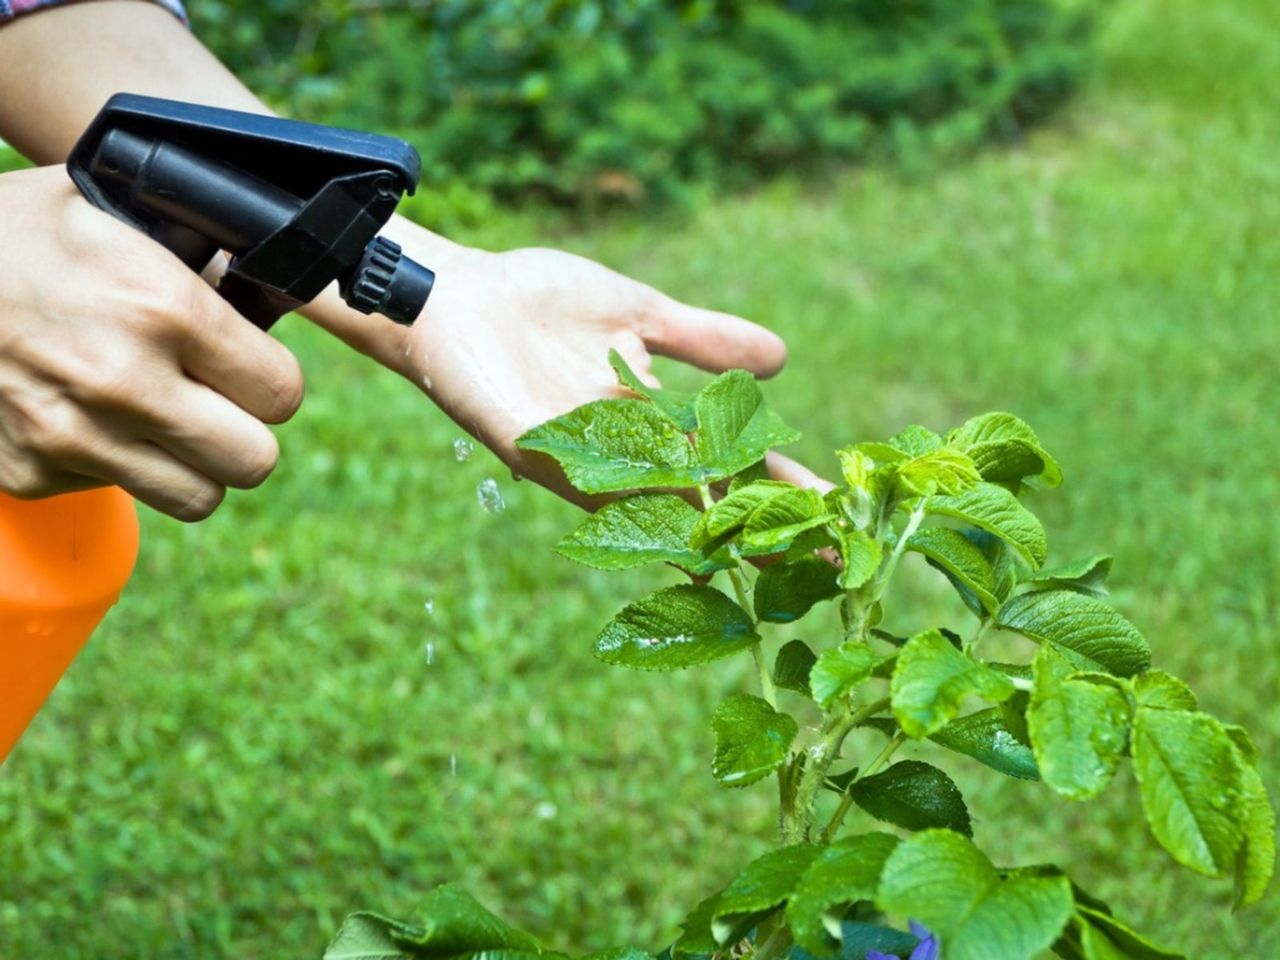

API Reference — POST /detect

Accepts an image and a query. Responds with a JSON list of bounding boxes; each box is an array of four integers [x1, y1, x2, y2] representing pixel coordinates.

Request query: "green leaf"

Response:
[[1027, 648, 1132, 801], [1132, 671, 1197, 712], [1074, 907, 1185, 959], [888, 425, 943, 456], [897, 448, 982, 497], [786, 833, 901, 954], [838, 528, 882, 590], [711, 844, 821, 944], [694, 370, 801, 479], [691, 481, 794, 550], [947, 412, 1062, 488], [517, 400, 701, 494], [930, 708, 1039, 781], [753, 557, 840, 623], [877, 830, 1073, 960], [741, 487, 832, 552], [1224, 723, 1258, 767], [1000, 688, 1033, 747], [995, 590, 1151, 677], [581, 950, 652, 960], [712, 693, 798, 788], [608, 349, 696, 431], [325, 913, 418, 960], [394, 885, 542, 954], [831, 922, 922, 960], [728, 461, 773, 498], [1234, 764, 1276, 908], [824, 766, 860, 795], [849, 760, 972, 836], [1022, 555, 1113, 599], [673, 891, 722, 957], [595, 586, 759, 671], [925, 482, 1049, 568], [773, 640, 818, 698], [556, 494, 734, 575], [1131, 708, 1246, 876], [810, 642, 886, 709], [890, 630, 1016, 738], [906, 527, 1000, 617]]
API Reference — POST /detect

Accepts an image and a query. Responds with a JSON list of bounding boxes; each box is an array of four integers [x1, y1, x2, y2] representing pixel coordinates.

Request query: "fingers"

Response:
[[644, 294, 788, 378], [145, 379, 281, 490], [174, 285, 305, 424], [80, 435, 227, 522], [766, 452, 835, 493]]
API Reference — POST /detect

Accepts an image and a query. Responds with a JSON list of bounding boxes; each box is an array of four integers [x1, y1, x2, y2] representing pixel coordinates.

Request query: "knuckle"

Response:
[[261, 354, 305, 424], [171, 483, 226, 523], [0, 461, 53, 499], [138, 278, 205, 335], [73, 354, 141, 408], [19, 399, 86, 463]]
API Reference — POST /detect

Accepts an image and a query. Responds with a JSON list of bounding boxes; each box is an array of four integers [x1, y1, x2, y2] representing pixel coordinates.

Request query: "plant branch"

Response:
[[870, 498, 927, 606], [782, 697, 891, 844]]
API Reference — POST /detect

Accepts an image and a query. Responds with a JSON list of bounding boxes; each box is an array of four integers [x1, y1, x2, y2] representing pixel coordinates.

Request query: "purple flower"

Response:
[[866, 922, 938, 960]]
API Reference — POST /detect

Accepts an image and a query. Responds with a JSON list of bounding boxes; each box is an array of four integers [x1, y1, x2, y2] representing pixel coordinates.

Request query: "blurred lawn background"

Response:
[[1, 0, 1278, 958]]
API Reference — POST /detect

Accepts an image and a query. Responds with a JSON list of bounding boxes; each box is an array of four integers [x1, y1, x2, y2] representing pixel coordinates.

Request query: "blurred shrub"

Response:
[[193, 0, 1102, 213]]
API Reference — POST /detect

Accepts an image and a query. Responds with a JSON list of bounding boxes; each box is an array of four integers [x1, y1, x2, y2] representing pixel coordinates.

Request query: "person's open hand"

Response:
[[367, 243, 827, 504], [0, 166, 304, 520]]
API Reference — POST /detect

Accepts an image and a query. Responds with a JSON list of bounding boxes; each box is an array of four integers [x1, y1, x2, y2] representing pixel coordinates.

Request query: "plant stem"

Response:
[[752, 925, 792, 960], [820, 731, 907, 842], [966, 618, 992, 655], [697, 484, 776, 708], [870, 499, 927, 606], [781, 697, 891, 844]]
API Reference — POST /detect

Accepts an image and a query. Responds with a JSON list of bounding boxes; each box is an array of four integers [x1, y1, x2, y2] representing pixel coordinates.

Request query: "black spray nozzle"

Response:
[[68, 94, 434, 330]]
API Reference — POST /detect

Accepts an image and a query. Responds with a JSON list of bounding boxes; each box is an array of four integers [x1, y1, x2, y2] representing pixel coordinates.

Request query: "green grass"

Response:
[[2, 1, 1278, 957]]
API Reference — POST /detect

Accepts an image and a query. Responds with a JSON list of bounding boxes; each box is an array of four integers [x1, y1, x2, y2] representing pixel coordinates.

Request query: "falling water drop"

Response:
[[453, 437, 475, 462], [424, 642, 436, 666], [476, 478, 505, 513], [423, 599, 435, 616], [535, 801, 558, 821], [449, 753, 458, 777]]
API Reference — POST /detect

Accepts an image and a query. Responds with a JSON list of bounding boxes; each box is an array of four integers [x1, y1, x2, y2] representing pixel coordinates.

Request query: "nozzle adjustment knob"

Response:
[[342, 235, 436, 326]]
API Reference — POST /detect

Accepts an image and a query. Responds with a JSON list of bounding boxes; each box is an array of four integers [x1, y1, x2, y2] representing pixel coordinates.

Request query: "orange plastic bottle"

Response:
[[0, 488, 139, 765]]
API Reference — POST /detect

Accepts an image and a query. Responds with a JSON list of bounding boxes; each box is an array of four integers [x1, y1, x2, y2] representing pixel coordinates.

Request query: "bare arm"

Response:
[[0, 2, 821, 510]]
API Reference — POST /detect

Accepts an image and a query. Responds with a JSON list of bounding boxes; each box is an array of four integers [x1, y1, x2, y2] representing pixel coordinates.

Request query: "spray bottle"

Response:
[[1, 94, 435, 764]]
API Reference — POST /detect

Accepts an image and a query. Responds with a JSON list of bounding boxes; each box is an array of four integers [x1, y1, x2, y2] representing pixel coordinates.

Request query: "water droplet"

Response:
[[535, 801, 558, 820], [449, 753, 458, 777], [476, 477, 505, 513], [422, 373, 434, 390], [424, 642, 435, 666], [423, 599, 435, 616], [453, 437, 475, 462]]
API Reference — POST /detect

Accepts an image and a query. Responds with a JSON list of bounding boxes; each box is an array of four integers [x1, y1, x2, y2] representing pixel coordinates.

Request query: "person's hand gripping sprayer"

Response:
[[0, 1, 825, 764]]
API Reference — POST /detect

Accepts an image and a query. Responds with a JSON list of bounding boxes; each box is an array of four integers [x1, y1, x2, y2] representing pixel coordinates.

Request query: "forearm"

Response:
[[0, 0, 458, 369]]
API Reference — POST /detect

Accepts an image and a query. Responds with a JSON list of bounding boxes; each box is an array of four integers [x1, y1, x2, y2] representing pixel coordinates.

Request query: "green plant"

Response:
[[190, 0, 1103, 212], [322, 355, 1274, 959]]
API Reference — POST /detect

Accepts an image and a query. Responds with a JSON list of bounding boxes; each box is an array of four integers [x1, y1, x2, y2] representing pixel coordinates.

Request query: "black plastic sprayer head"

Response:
[[68, 94, 434, 330]]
